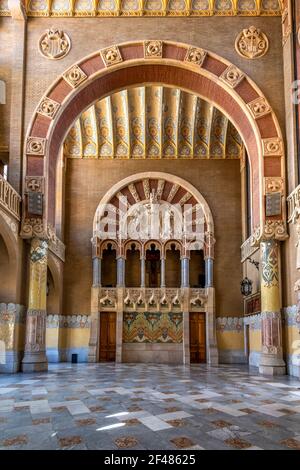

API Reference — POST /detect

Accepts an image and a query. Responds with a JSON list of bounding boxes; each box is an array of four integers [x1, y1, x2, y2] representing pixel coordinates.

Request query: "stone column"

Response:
[[140, 257, 145, 287], [22, 238, 48, 372], [181, 257, 189, 288], [92, 257, 101, 287], [259, 239, 286, 376], [205, 258, 214, 288], [117, 257, 125, 287], [161, 257, 166, 288]]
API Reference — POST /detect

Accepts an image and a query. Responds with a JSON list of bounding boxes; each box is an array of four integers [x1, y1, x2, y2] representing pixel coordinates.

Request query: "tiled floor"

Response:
[[0, 363, 300, 450]]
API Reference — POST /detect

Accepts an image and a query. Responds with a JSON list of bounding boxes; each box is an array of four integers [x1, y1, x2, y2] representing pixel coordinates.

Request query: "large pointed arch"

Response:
[[22, 40, 287, 243]]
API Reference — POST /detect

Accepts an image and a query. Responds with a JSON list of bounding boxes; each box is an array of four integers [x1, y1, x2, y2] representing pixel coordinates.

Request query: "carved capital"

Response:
[[100, 46, 123, 67], [62, 65, 87, 88]]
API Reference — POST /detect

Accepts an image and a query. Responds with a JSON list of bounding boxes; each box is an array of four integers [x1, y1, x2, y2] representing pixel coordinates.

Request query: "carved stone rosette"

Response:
[[100, 46, 123, 67], [220, 65, 245, 88], [37, 97, 60, 119], [144, 40, 163, 58], [247, 97, 271, 119], [235, 26, 269, 60], [26, 137, 46, 156], [62, 65, 88, 88]]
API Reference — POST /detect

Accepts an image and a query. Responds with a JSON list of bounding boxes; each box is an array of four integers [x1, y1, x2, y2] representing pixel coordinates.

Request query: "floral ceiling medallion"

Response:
[[235, 26, 269, 60]]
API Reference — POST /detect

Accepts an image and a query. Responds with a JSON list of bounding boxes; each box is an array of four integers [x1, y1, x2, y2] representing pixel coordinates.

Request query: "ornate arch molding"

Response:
[[22, 40, 286, 243]]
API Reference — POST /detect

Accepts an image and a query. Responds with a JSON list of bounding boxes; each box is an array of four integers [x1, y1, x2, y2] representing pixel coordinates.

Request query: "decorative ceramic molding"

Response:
[[264, 177, 284, 194], [247, 97, 271, 119], [235, 26, 269, 59], [220, 65, 245, 88], [37, 97, 60, 119], [262, 138, 283, 156], [26, 137, 46, 156], [62, 65, 88, 88], [39, 28, 71, 60], [184, 47, 207, 66], [100, 46, 123, 67], [24, 176, 44, 194], [144, 40, 163, 58], [216, 317, 244, 332]]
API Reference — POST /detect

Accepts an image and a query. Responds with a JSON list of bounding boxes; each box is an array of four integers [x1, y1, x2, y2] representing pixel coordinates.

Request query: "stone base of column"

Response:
[[22, 353, 48, 372], [259, 354, 286, 376]]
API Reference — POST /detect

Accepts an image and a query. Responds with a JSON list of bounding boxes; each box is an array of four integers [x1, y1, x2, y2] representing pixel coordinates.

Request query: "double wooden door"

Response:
[[189, 312, 206, 363], [99, 312, 116, 362]]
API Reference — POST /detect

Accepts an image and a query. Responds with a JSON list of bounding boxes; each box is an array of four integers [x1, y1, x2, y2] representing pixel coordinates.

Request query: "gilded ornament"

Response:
[[184, 47, 207, 66], [26, 137, 46, 155], [100, 46, 123, 67], [62, 65, 88, 88], [235, 26, 269, 59], [219, 65, 245, 88], [38, 28, 71, 60], [37, 97, 60, 119], [144, 40, 163, 58]]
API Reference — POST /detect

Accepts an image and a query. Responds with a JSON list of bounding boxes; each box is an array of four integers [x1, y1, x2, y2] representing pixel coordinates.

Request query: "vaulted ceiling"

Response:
[[0, 0, 282, 17], [64, 86, 244, 160]]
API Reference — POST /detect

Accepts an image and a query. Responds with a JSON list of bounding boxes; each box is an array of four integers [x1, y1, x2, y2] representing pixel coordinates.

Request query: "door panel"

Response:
[[99, 312, 116, 362], [189, 312, 206, 363]]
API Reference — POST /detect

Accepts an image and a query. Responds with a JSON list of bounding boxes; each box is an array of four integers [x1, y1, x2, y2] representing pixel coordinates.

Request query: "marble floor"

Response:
[[0, 363, 300, 450]]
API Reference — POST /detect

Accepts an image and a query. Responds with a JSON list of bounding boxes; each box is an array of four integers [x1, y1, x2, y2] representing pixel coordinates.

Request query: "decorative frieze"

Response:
[[26, 137, 46, 156], [184, 47, 207, 66], [37, 97, 60, 119], [235, 26, 269, 59], [144, 40, 163, 58], [39, 28, 71, 60], [216, 317, 244, 332], [62, 65, 87, 88], [220, 65, 245, 88], [100, 46, 123, 67], [47, 314, 91, 329]]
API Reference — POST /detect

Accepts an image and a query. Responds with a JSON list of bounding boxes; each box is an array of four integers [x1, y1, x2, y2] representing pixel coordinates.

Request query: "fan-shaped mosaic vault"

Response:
[[64, 86, 244, 159]]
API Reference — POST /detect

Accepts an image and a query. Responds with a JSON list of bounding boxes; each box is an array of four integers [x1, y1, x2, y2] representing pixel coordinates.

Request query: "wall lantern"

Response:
[[241, 277, 253, 297]]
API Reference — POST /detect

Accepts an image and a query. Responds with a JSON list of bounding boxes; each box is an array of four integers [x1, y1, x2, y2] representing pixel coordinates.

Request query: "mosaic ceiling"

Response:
[[0, 0, 282, 17], [63, 85, 244, 159]]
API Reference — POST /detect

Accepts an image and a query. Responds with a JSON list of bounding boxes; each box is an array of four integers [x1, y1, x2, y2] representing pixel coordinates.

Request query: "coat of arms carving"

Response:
[[39, 28, 71, 60], [235, 26, 269, 60]]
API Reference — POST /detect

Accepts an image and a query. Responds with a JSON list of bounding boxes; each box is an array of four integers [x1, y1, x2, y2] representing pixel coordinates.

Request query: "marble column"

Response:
[[161, 258, 166, 288], [259, 239, 286, 376], [140, 258, 145, 288], [117, 257, 125, 287], [22, 238, 48, 372], [92, 257, 101, 287], [205, 257, 214, 288], [181, 257, 190, 288]]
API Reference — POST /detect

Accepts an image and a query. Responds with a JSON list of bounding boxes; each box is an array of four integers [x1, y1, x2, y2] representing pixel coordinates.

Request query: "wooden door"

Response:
[[189, 312, 206, 363], [99, 312, 116, 362]]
